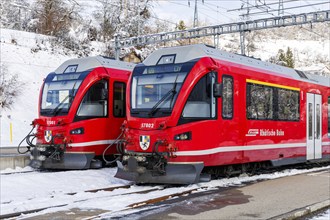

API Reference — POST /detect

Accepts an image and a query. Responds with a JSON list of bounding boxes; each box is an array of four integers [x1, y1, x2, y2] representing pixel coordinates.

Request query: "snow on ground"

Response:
[[310, 209, 330, 220], [0, 165, 329, 218], [0, 28, 109, 148], [0, 166, 34, 174], [0, 29, 74, 147]]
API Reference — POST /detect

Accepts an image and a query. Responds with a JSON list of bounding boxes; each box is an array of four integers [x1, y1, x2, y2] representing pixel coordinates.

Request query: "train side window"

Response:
[[222, 75, 233, 119], [76, 79, 108, 119], [308, 103, 313, 140], [328, 97, 330, 136], [247, 83, 274, 120], [277, 88, 300, 121], [113, 82, 126, 117], [316, 104, 320, 139], [181, 72, 216, 122]]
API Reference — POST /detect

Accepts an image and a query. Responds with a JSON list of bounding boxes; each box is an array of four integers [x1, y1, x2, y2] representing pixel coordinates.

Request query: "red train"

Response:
[[115, 44, 330, 184], [27, 56, 134, 169]]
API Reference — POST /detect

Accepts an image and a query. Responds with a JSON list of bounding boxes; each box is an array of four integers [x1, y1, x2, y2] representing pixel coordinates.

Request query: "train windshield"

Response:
[[40, 71, 90, 116], [131, 62, 195, 117]]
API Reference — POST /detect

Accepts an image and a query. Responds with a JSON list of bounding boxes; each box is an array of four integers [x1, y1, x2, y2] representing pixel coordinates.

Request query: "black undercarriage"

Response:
[[116, 153, 330, 184]]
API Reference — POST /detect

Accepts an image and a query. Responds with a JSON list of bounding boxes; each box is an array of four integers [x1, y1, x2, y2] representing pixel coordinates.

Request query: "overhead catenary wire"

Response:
[[167, 0, 237, 24], [240, 0, 277, 17], [227, 0, 299, 12], [245, 2, 329, 16], [201, 3, 236, 22]]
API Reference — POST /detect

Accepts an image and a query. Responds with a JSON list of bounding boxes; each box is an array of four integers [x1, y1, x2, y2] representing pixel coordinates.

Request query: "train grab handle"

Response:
[[213, 83, 222, 98]]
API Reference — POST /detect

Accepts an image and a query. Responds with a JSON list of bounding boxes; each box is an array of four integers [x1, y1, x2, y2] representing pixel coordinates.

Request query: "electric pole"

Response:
[[193, 0, 198, 27], [279, 0, 284, 15], [189, 0, 204, 27]]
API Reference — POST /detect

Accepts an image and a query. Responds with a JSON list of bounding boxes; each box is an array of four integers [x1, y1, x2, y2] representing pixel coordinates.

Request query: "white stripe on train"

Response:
[[176, 142, 330, 156]]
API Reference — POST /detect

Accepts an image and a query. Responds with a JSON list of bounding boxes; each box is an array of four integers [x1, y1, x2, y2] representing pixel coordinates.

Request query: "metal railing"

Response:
[[111, 10, 330, 58]]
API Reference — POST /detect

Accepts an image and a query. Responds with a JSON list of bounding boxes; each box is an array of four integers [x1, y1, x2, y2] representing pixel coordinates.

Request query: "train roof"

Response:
[[143, 44, 330, 87], [54, 56, 135, 74]]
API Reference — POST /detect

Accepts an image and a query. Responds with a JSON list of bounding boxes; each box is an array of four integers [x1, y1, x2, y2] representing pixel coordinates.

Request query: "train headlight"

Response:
[[174, 132, 192, 141], [136, 156, 146, 162], [38, 155, 46, 161], [70, 128, 84, 135]]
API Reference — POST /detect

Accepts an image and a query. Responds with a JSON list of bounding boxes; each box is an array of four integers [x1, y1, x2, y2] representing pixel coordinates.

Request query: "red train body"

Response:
[[29, 56, 134, 169], [116, 44, 330, 184]]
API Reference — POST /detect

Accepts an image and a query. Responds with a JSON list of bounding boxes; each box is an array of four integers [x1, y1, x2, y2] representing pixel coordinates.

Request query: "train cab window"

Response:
[[222, 75, 233, 119], [181, 72, 216, 122], [113, 82, 126, 117], [76, 80, 108, 120]]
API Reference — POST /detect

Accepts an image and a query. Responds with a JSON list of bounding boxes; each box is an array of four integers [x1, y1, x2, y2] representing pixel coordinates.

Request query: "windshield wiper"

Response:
[[148, 75, 179, 117], [52, 81, 79, 116], [51, 94, 70, 116]]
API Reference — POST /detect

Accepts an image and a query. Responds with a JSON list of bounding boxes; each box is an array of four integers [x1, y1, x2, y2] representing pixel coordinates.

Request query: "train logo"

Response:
[[44, 130, 52, 143], [246, 129, 259, 136], [139, 135, 150, 150]]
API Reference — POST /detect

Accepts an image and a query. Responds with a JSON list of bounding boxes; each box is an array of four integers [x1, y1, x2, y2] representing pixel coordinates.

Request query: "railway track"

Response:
[[1, 180, 207, 219], [0, 184, 133, 219], [2, 164, 329, 219]]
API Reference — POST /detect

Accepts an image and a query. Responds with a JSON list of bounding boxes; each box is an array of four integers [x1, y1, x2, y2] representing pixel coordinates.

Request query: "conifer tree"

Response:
[[286, 47, 295, 68], [176, 20, 187, 31], [276, 47, 295, 68]]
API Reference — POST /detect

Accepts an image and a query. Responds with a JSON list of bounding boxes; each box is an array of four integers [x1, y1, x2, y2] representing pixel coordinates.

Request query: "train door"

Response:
[[306, 93, 322, 160]]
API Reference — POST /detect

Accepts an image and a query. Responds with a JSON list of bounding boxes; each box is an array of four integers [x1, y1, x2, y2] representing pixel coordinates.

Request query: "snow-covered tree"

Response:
[[270, 47, 295, 68], [0, 0, 31, 30], [0, 65, 23, 110], [277, 47, 295, 68], [176, 20, 187, 31], [31, 0, 77, 37], [285, 47, 295, 68], [246, 32, 257, 56], [93, 0, 152, 42]]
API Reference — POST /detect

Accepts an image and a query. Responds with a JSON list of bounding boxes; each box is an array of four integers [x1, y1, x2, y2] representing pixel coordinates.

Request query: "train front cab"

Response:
[[116, 44, 330, 184], [29, 57, 132, 169], [116, 48, 225, 184]]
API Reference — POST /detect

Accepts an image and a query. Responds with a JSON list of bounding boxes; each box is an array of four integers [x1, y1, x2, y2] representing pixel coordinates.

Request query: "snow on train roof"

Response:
[[54, 56, 135, 74], [143, 44, 330, 87]]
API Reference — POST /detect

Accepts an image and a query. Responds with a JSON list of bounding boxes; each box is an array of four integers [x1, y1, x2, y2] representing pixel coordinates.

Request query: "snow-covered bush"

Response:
[[0, 65, 24, 110]]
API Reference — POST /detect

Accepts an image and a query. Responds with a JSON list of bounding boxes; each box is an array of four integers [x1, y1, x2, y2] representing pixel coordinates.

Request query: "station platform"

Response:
[[0, 147, 30, 170], [138, 169, 330, 220]]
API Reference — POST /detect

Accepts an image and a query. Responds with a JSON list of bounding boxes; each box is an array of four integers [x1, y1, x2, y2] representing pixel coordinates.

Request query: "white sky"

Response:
[[151, 0, 330, 27]]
